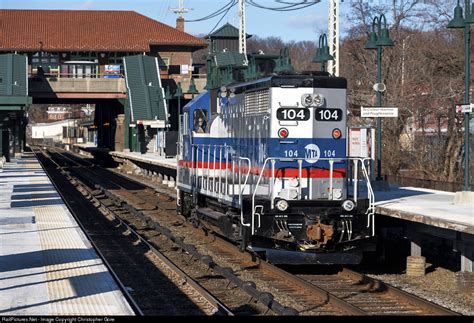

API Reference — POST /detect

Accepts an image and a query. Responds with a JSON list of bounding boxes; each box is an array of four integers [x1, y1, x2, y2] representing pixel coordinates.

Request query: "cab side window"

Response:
[[193, 109, 208, 133]]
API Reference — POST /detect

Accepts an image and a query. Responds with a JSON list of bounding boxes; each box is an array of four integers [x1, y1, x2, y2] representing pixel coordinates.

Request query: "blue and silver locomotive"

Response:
[[176, 53, 375, 265]]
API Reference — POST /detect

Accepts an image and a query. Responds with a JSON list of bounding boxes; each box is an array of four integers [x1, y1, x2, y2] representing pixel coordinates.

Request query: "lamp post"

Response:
[[187, 77, 199, 98], [164, 85, 173, 118], [313, 34, 334, 72], [174, 82, 184, 116], [364, 14, 394, 181], [448, 0, 473, 191]]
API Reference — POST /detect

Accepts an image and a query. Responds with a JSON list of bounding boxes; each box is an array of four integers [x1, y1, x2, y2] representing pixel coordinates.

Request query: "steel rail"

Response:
[[73, 174, 234, 316], [31, 147, 144, 316], [40, 147, 234, 316], [47, 149, 300, 316], [339, 268, 460, 316], [203, 232, 367, 315]]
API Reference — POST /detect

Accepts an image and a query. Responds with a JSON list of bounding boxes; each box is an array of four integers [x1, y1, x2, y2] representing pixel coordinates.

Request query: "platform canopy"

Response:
[[0, 53, 32, 159], [123, 55, 167, 127]]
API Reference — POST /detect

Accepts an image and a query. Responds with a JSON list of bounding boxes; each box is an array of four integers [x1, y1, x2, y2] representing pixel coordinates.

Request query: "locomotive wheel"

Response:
[[179, 191, 193, 218], [239, 225, 251, 252], [189, 208, 200, 228]]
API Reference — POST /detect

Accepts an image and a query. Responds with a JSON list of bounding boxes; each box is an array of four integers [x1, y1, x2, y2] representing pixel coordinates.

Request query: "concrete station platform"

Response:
[[110, 151, 177, 170], [72, 144, 177, 170], [0, 154, 135, 315], [374, 186, 473, 272], [375, 187, 473, 235], [73, 144, 177, 187]]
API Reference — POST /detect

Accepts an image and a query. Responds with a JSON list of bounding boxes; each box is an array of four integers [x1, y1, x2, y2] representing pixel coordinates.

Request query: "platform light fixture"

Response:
[[313, 34, 334, 72], [174, 82, 184, 116], [364, 13, 394, 182], [447, 0, 473, 191], [187, 77, 199, 96]]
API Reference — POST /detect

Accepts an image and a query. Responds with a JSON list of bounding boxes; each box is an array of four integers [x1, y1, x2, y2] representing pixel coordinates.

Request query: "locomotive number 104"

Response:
[[277, 108, 343, 122], [315, 108, 343, 121], [277, 108, 310, 121]]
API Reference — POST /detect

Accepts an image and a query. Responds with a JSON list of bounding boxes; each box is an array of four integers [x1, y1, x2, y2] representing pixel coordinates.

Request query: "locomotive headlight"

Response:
[[276, 199, 289, 212], [289, 178, 299, 187], [342, 199, 356, 212], [312, 94, 325, 107], [302, 94, 313, 107], [333, 189, 342, 200]]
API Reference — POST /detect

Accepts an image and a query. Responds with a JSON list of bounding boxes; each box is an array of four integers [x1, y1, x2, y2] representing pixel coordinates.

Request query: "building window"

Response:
[[70, 52, 98, 61], [168, 65, 180, 75], [108, 52, 140, 75], [32, 52, 59, 75]]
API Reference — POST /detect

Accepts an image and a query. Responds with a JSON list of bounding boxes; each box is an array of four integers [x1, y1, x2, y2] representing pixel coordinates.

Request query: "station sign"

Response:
[[456, 103, 474, 113], [136, 119, 166, 128], [349, 128, 375, 159], [361, 106, 399, 118]]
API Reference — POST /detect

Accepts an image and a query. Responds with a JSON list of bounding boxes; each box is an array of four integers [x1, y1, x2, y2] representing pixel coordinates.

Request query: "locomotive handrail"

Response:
[[238, 157, 252, 227], [251, 157, 375, 236], [192, 143, 229, 195], [191, 144, 251, 208], [188, 146, 376, 237], [360, 158, 376, 235]]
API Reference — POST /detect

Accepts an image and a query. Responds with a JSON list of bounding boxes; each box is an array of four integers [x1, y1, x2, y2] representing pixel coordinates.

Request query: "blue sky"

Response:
[[0, 0, 352, 42]]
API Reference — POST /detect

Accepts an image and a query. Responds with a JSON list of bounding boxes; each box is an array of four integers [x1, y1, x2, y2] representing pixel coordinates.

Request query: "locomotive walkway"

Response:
[[73, 144, 473, 272], [0, 153, 134, 315]]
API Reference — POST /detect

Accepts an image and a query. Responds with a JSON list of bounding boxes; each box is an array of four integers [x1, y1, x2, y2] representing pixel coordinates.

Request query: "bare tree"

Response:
[[343, 0, 466, 182]]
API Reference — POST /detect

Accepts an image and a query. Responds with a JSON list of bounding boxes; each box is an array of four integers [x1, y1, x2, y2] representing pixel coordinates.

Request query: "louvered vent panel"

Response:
[[244, 89, 269, 116]]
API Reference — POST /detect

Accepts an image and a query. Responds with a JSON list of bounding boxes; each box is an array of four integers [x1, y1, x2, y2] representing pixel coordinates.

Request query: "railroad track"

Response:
[[36, 147, 460, 316], [295, 268, 458, 315], [33, 147, 233, 316]]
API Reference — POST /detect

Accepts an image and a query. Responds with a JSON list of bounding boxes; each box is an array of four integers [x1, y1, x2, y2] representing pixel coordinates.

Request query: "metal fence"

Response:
[[386, 175, 474, 192]]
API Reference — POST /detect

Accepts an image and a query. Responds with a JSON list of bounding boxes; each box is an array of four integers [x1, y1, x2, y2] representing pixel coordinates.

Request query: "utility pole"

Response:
[[170, 0, 193, 18], [238, 0, 248, 65], [327, 0, 340, 76]]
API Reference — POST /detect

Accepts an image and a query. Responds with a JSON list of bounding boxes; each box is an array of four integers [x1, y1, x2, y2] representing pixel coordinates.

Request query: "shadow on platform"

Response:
[[0, 271, 121, 314], [10, 199, 64, 208], [374, 187, 432, 203], [0, 216, 35, 226], [13, 187, 55, 193], [11, 193, 60, 200], [0, 248, 98, 273]]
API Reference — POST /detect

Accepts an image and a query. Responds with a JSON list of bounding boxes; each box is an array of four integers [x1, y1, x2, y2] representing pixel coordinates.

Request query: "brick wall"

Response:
[[157, 51, 192, 66]]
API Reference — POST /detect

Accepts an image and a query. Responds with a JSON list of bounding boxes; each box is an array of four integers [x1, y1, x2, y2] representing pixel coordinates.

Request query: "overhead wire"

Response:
[[184, 0, 237, 22], [208, 4, 236, 35], [183, 0, 319, 38], [158, 0, 171, 22], [162, 0, 173, 23], [247, 0, 321, 11]]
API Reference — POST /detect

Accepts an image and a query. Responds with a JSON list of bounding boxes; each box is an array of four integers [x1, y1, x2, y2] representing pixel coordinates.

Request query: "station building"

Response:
[[0, 9, 207, 153]]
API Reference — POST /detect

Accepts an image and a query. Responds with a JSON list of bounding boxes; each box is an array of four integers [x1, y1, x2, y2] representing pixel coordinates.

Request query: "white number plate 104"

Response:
[[315, 108, 343, 121], [277, 108, 310, 121]]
